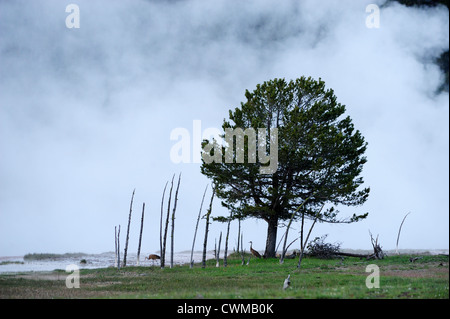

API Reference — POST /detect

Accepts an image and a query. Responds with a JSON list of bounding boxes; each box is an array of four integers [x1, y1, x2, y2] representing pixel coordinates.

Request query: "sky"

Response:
[[0, 0, 448, 257]]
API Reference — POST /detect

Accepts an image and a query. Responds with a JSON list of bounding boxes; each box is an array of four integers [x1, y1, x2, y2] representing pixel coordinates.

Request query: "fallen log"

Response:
[[334, 252, 370, 258], [300, 232, 386, 261], [300, 251, 370, 259], [332, 251, 384, 260]]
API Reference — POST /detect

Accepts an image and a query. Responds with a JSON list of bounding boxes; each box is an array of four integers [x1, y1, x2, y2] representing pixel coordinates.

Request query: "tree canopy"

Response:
[[200, 77, 370, 258]]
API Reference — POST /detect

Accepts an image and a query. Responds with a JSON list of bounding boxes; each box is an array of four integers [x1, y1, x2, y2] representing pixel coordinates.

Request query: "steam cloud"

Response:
[[0, 0, 448, 255]]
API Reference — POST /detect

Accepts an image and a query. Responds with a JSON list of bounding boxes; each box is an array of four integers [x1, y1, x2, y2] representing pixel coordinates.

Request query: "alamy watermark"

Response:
[[65, 4, 379, 30], [365, 4, 380, 29], [365, 264, 380, 289], [66, 264, 80, 288], [65, 4, 80, 29], [170, 120, 278, 174]]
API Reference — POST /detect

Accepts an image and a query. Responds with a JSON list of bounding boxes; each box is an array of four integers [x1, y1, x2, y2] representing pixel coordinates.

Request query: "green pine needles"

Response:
[[201, 77, 370, 258]]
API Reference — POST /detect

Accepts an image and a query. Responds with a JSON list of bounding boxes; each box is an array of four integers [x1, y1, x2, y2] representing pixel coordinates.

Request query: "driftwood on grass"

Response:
[[136, 202, 145, 266], [410, 256, 423, 263], [328, 251, 383, 260], [283, 274, 291, 290], [332, 251, 369, 258], [170, 173, 182, 269], [123, 189, 135, 267], [369, 231, 385, 260], [330, 232, 385, 260], [202, 187, 215, 268]]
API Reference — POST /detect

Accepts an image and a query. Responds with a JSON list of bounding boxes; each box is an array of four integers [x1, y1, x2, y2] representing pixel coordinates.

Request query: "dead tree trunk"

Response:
[[202, 187, 215, 268], [369, 231, 385, 260], [332, 232, 386, 260], [161, 175, 175, 269], [297, 203, 324, 269], [396, 212, 411, 255], [300, 211, 305, 253], [117, 225, 121, 270], [237, 218, 241, 255], [190, 184, 208, 268], [223, 211, 232, 267], [136, 202, 145, 266], [214, 239, 217, 260], [123, 188, 135, 267], [159, 181, 168, 265], [170, 173, 181, 269], [280, 219, 294, 264], [216, 232, 222, 267], [114, 226, 118, 268], [333, 251, 368, 258], [240, 233, 245, 265], [280, 196, 311, 264]]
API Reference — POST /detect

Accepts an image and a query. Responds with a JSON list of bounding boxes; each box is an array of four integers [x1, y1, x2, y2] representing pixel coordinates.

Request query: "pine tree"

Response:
[[201, 77, 370, 258]]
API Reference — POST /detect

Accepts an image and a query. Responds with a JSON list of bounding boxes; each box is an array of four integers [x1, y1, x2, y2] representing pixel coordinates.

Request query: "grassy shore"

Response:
[[0, 253, 448, 299]]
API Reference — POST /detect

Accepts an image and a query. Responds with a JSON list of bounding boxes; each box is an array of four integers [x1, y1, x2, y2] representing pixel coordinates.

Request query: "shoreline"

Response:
[[0, 254, 448, 299], [0, 251, 216, 274], [0, 248, 448, 275]]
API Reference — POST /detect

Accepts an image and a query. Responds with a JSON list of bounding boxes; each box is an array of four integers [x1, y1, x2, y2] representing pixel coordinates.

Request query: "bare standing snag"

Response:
[[123, 189, 135, 267], [202, 187, 215, 268], [170, 173, 182, 268]]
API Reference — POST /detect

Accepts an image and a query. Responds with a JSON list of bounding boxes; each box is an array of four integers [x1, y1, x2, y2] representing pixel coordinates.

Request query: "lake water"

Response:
[[0, 249, 447, 274], [0, 251, 216, 274]]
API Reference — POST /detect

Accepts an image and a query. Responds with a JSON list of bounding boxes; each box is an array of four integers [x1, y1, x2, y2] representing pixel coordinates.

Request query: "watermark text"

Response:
[[170, 120, 278, 174]]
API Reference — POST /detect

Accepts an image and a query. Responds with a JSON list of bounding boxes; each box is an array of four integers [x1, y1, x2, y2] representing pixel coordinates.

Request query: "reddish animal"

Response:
[[145, 254, 161, 265]]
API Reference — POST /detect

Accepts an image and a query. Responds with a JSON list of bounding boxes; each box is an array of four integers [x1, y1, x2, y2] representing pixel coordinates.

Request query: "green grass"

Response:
[[1, 254, 448, 299]]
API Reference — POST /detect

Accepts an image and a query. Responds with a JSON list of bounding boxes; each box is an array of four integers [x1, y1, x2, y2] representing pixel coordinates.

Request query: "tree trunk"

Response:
[[237, 218, 241, 254], [170, 173, 181, 269], [216, 232, 222, 267], [123, 188, 135, 267], [114, 226, 118, 268], [280, 197, 311, 264], [159, 182, 168, 265], [300, 211, 305, 252], [297, 203, 324, 269], [190, 184, 208, 268], [240, 233, 245, 265], [224, 211, 232, 267], [396, 212, 411, 255], [117, 225, 121, 270], [161, 175, 175, 269], [264, 216, 278, 258], [136, 202, 145, 266], [202, 187, 215, 268]]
